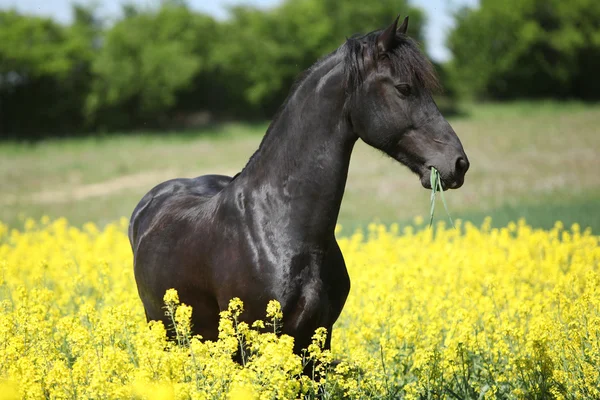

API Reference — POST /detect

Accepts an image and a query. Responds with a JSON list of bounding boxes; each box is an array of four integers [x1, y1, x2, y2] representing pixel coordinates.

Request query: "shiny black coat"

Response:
[[129, 17, 469, 354]]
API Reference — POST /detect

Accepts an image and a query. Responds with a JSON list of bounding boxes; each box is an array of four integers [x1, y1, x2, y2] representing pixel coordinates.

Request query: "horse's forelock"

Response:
[[342, 31, 440, 94]]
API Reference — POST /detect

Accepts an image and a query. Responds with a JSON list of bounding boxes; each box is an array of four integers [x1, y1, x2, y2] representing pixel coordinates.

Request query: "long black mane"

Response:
[[238, 28, 440, 176]]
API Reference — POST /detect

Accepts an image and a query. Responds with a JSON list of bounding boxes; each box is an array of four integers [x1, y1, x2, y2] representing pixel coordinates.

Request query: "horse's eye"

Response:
[[395, 84, 411, 96]]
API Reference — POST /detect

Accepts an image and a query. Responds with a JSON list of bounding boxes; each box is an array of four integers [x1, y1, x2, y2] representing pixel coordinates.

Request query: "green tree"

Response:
[[0, 9, 95, 137], [86, 3, 218, 129], [213, 0, 426, 116], [448, 0, 600, 99]]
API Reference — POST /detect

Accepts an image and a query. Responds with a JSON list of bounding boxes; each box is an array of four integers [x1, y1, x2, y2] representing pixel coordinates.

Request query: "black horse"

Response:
[[129, 16, 469, 354]]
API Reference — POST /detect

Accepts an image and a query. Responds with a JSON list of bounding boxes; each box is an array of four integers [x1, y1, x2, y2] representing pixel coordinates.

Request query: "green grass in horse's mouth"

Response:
[[429, 167, 455, 229]]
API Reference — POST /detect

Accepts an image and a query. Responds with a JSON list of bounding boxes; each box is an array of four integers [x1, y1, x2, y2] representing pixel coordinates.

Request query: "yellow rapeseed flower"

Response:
[[0, 217, 599, 398], [163, 289, 180, 305], [265, 300, 283, 321]]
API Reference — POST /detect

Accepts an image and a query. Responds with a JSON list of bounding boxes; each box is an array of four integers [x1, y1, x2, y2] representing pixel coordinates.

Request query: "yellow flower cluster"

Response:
[[0, 216, 599, 399]]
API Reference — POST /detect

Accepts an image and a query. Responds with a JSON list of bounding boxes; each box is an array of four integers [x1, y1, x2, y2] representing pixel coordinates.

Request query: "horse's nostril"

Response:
[[456, 157, 469, 175]]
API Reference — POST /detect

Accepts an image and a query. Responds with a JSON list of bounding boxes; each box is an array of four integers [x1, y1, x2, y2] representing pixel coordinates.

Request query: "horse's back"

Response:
[[128, 174, 233, 251]]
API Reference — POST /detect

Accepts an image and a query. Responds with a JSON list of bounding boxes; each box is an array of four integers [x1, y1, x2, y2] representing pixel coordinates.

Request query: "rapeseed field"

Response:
[[1, 217, 598, 399]]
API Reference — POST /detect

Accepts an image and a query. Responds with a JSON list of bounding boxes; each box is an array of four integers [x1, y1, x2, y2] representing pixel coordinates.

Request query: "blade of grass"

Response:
[[429, 168, 438, 228], [436, 171, 455, 229], [429, 167, 456, 229]]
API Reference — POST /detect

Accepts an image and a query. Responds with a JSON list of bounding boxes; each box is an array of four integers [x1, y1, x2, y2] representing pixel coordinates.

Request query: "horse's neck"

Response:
[[238, 57, 357, 243]]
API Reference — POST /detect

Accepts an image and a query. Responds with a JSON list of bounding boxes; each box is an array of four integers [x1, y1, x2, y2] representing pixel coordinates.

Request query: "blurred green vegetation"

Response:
[[4, 0, 599, 139], [0, 0, 424, 138], [447, 0, 600, 100]]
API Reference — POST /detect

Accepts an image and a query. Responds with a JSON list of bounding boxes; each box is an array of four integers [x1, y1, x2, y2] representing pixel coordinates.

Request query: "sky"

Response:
[[1, 0, 478, 61]]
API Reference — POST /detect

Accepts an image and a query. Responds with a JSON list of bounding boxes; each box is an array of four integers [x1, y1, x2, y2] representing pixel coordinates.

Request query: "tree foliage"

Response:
[[0, 10, 86, 136], [448, 0, 600, 100], [86, 4, 217, 129], [1, 0, 426, 137]]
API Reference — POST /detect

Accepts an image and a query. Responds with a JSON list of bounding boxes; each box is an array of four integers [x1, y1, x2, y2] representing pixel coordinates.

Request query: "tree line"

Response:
[[1, 0, 599, 139], [447, 0, 600, 100]]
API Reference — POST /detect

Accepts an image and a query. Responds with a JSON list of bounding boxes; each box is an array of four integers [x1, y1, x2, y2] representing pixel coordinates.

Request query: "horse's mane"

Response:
[[237, 27, 440, 177]]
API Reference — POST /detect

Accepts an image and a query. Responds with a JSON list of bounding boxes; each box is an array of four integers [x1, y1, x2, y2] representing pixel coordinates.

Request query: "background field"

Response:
[[2, 101, 599, 233]]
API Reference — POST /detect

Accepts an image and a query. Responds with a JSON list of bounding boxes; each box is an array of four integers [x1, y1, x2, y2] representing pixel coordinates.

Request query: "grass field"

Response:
[[1, 101, 599, 232]]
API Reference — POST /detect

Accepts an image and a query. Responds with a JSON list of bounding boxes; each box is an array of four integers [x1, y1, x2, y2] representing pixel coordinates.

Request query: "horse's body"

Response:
[[129, 16, 469, 353], [129, 171, 350, 351]]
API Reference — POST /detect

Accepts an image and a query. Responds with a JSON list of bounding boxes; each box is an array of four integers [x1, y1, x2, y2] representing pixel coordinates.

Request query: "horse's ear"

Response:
[[398, 16, 409, 35], [377, 14, 400, 54]]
